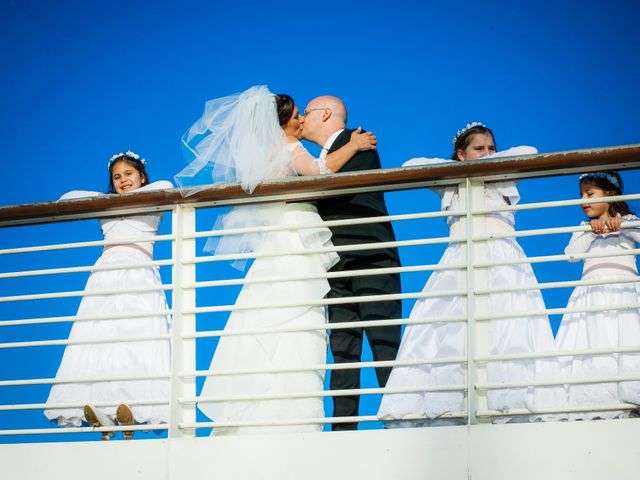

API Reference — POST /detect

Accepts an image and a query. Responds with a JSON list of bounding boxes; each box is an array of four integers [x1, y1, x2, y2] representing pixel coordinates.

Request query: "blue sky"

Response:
[[1, 0, 639, 442]]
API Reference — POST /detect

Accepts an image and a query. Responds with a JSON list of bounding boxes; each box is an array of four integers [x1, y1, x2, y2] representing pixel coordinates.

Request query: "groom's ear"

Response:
[[322, 108, 332, 122]]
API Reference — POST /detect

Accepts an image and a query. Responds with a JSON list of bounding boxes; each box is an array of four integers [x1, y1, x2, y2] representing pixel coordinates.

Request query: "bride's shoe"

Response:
[[83, 404, 115, 441], [116, 404, 135, 440]]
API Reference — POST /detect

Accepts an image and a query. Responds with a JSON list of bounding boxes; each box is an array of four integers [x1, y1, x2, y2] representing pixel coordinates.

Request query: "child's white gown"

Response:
[[198, 142, 339, 435], [378, 147, 556, 425], [555, 214, 640, 420], [44, 181, 173, 427]]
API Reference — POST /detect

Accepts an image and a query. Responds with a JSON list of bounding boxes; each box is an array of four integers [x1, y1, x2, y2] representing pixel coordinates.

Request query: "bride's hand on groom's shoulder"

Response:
[[350, 127, 377, 152]]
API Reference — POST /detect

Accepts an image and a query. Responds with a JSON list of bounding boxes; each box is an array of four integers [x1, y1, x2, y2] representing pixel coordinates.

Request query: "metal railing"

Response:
[[0, 144, 638, 441]]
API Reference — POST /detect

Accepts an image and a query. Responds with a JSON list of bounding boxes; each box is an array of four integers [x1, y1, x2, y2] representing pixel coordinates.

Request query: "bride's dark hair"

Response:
[[275, 94, 295, 127]]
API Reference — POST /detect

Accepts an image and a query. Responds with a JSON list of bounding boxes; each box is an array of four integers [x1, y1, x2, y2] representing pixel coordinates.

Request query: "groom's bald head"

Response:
[[302, 95, 348, 145], [311, 96, 347, 124]]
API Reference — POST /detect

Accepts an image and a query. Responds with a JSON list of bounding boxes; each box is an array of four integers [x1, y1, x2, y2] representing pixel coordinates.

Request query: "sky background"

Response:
[[1, 0, 639, 443]]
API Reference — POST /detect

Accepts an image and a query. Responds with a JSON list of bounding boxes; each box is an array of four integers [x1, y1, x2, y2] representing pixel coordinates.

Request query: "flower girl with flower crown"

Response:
[[555, 171, 640, 420], [44, 152, 173, 440], [378, 123, 556, 426]]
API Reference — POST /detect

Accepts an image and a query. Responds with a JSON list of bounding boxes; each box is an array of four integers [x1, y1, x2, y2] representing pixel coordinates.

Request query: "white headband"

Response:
[[108, 150, 146, 169], [452, 121, 486, 145], [579, 172, 621, 189]]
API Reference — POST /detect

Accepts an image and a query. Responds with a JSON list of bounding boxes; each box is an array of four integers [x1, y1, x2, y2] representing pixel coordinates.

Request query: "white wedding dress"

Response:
[[198, 142, 339, 435], [554, 214, 640, 420], [44, 181, 173, 427], [378, 147, 556, 425]]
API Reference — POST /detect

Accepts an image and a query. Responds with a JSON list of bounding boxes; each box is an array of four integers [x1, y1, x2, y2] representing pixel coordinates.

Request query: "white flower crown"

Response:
[[579, 172, 621, 190], [452, 121, 486, 145], [108, 150, 147, 169]]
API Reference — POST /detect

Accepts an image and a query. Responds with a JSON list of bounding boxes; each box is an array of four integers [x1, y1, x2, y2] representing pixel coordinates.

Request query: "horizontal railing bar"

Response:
[[183, 415, 374, 430], [0, 234, 174, 256], [474, 302, 640, 322], [0, 398, 168, 411], [476, 275, 639, 296], [185, 355, 467, 379], [185, 384, 467, 405], [189, 417, 329, 429], [0, 283, 173, 303], [185, 410, 467, 429], [187, 262, 466, 290], [477, 403, 639, 418], [477, 374, 640, 390], [188, 314, 467, 340], [0, 423, 167, 436], [0, 373, 170, 388], [0, 309, 173, 327], [185, 235, 464, 265], [0, 333, 171, 350], [0, 258, 173, 280], [187, 208, 462, 240], [186, 289, 467, 315]]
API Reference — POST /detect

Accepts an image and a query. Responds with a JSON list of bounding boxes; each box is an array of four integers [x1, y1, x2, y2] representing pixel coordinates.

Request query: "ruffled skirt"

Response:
[[44, 247, 171, 427], [198, 202, 339, 435], [378, 234, 555, 425], [554, 276, 640, 420]]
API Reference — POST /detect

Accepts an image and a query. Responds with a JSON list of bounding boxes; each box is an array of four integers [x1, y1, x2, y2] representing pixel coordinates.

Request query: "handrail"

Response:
[[1, 144, 639, 442], [1, 143, 638, 226]]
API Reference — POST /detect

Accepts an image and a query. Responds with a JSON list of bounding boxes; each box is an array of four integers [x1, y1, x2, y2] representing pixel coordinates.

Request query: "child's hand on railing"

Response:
[[590, 215, 622, 234], [605, 215, 623, 232]]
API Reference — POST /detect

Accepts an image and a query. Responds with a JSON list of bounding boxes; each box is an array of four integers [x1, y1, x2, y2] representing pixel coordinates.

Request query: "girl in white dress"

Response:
[[378, 123, 556, 426], [555, 171, 640, 420], [175, 86, 376, 435], [44, 151, 173, 440]]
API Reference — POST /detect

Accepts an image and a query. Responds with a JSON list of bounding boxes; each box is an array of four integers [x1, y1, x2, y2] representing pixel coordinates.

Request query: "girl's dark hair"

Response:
[[451, 124, 495, 160], [274, 93, 295, 127], [579, 171, 632, 217], [107, 154, 150, 193]]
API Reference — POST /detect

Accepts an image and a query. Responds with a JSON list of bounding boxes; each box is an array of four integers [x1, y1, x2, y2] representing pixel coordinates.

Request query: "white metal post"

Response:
[[464, 178, 489, 425], [169, 204, 196, 438]]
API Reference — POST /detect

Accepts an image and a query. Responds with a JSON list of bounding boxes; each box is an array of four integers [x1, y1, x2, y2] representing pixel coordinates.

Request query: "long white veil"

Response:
[[175, 85, 290, 194], [175, 85, 292, 267]]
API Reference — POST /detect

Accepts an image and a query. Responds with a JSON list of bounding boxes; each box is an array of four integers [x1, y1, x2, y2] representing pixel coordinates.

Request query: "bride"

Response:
[[175, 86, 376, 435]]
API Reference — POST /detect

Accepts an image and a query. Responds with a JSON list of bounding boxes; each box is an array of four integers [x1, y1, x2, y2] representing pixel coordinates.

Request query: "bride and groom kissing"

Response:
[[182, 87, 402, 435]]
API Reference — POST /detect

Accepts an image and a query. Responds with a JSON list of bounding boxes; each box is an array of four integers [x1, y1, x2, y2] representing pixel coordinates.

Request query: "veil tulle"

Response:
[[175, 85, 290, 194], [175, 85, 294, 268]]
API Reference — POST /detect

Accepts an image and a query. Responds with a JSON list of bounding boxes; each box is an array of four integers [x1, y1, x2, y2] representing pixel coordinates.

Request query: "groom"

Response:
[[302, 96, 402, 431]]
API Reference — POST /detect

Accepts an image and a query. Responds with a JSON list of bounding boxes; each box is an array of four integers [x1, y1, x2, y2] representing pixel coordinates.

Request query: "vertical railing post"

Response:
[[464, 178, 489, 425], [169, 204, 196, 438]]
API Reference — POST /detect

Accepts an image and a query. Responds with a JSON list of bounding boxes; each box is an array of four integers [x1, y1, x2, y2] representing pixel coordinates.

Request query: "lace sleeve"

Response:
[[564, 221, 597, 260], [288, 142, 329, 176], [621, 214, 640, 243]]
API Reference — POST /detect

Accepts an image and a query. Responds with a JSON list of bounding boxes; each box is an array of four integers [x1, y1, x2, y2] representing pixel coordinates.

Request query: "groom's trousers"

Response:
[[327, 253, 402, 431]]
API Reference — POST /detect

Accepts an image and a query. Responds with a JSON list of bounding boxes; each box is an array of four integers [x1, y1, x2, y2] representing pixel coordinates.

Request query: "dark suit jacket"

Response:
[[316, 128, 400, 264]]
